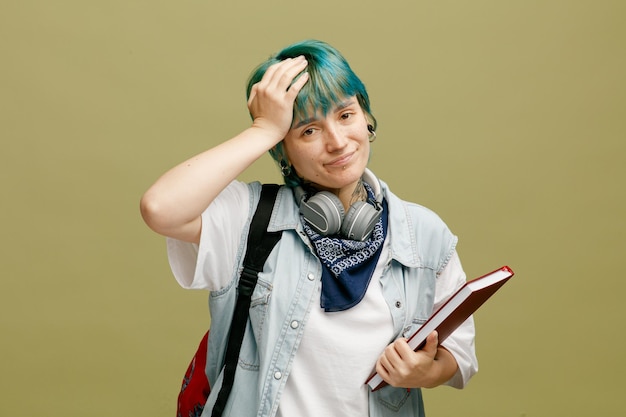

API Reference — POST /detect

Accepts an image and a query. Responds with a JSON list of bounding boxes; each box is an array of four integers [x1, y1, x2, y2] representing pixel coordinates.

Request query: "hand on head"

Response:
[[247, 57, 309, 143]]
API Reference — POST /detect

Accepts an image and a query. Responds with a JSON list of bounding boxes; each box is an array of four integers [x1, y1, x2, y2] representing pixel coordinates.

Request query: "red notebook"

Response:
[[366, 265, 515, 391]]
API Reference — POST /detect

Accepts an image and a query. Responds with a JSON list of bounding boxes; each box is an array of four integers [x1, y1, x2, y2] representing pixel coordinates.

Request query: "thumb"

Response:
[[422, 331, 439, 357]]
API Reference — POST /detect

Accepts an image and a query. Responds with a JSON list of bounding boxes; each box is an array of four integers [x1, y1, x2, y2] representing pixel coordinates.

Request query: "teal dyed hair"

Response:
[[246, 40, 376, 187]]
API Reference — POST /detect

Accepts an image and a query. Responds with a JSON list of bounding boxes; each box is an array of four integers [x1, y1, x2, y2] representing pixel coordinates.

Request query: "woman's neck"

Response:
[[301, 176, 367, 210], [324, 178, 366, 210]]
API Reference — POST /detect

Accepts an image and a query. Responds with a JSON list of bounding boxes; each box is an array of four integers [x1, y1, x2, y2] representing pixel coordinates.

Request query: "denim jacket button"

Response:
[[290, 320, 299, 329], [307, 273, 315, 281], [274, 371, 283, 380]]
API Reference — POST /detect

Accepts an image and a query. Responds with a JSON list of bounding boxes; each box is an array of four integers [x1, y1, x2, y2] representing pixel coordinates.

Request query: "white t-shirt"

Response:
[[277, 238, 395, 417], [167, 181, 477, 416]]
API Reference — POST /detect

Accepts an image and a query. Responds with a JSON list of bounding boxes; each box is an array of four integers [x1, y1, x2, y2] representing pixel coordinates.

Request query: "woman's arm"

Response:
[[140, 57, 308, 243], [375, 252, 477, 389]]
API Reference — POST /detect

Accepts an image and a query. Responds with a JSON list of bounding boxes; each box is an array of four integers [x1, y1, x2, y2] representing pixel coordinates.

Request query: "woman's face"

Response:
[[283, 96, 371, 194]]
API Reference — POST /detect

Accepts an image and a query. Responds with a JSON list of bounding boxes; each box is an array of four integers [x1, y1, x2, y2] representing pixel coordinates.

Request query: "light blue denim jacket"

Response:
[[202, 180, 458, 417]]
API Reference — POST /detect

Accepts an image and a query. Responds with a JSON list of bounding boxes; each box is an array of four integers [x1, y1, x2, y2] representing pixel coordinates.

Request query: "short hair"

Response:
[[246, 40, 376, 187]]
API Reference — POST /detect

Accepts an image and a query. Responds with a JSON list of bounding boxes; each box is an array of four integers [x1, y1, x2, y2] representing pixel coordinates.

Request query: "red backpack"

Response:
[[177, 330, 210, 417]]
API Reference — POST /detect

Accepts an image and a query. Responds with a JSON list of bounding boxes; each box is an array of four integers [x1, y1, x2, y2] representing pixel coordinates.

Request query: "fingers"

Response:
[[254, 56, 308, 103], [376, 334, 440, 387], [264, 56, 308, 92], [247, 57, 307, 108], [376, 338, 406, 378], [287, 70, 309, 99]]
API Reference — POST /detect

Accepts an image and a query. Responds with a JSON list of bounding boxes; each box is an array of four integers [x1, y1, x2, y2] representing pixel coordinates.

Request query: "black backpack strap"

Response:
[[212, 184, 281, 417]]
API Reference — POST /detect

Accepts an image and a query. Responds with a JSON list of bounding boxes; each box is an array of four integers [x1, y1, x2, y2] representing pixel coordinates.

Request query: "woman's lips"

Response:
[[325, 152, 354, 167]]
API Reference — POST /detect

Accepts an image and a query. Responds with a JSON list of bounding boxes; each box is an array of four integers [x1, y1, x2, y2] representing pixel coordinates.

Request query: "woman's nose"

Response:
[[324, 124, 347, 151]]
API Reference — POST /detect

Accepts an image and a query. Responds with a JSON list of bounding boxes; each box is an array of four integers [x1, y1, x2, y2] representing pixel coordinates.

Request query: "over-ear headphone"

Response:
[[294, 169, 383, 241]]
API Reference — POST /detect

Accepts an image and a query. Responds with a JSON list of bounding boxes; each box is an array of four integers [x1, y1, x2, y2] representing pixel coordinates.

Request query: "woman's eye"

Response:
[[303, 128, 314, 136], [340, 112, 353, 120]]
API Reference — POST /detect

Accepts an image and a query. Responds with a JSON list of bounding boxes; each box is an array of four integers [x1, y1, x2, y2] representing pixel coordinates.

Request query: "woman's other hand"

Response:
[[375, 331, 459, 389]]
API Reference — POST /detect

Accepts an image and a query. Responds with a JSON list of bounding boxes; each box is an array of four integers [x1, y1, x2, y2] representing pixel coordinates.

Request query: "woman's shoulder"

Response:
[[383, 183, 457, 270], [383, 183, 450, 229]]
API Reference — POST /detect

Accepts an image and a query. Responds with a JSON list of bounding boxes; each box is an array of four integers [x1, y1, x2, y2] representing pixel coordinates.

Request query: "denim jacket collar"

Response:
[[266, 180, 421, 269]]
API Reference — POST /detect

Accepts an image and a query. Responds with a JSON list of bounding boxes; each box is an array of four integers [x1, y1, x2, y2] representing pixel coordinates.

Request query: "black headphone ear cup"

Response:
[[300, 191, 345, 236], [341, 201, 382, 241]]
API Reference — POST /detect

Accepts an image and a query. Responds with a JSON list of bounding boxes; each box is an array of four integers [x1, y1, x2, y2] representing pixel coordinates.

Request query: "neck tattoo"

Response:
[[350, 179, 367, 206]]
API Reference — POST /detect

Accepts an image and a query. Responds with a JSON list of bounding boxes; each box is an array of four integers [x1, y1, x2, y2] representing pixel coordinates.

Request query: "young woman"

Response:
[[141, 39, 477, 417]]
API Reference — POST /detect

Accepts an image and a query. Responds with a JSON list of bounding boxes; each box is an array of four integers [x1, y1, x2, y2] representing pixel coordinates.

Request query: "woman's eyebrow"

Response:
[[293, 117, 317, 129], [333, 99, 357, 112]]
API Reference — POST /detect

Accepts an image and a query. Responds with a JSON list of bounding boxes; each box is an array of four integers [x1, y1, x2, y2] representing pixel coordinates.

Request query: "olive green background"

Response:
[[1, 1, 624, 416]]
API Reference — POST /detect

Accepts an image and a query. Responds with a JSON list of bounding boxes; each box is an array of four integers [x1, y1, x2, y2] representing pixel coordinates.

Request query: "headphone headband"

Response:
[[362, 168, 383, 210]]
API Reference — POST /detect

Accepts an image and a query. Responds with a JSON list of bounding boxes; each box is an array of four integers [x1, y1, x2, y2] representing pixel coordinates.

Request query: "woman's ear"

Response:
[[362, 111, 376, 131]]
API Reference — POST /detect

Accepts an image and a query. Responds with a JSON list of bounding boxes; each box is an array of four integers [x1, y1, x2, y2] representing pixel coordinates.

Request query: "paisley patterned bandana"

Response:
[[302, 183, 388, 312]]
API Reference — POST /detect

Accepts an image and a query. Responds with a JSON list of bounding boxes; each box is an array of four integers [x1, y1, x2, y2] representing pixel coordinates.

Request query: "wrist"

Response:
[[248, 122, 287, 147], [427, 347, 458, 388]]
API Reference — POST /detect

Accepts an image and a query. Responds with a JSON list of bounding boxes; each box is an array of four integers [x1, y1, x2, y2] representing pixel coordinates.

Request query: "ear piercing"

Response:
[[280, 159, 292, 177], [367, 124, 377, 143]]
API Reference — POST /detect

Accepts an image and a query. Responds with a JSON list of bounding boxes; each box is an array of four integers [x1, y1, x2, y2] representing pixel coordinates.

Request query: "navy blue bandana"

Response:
[[302, 183, 388, 312]]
